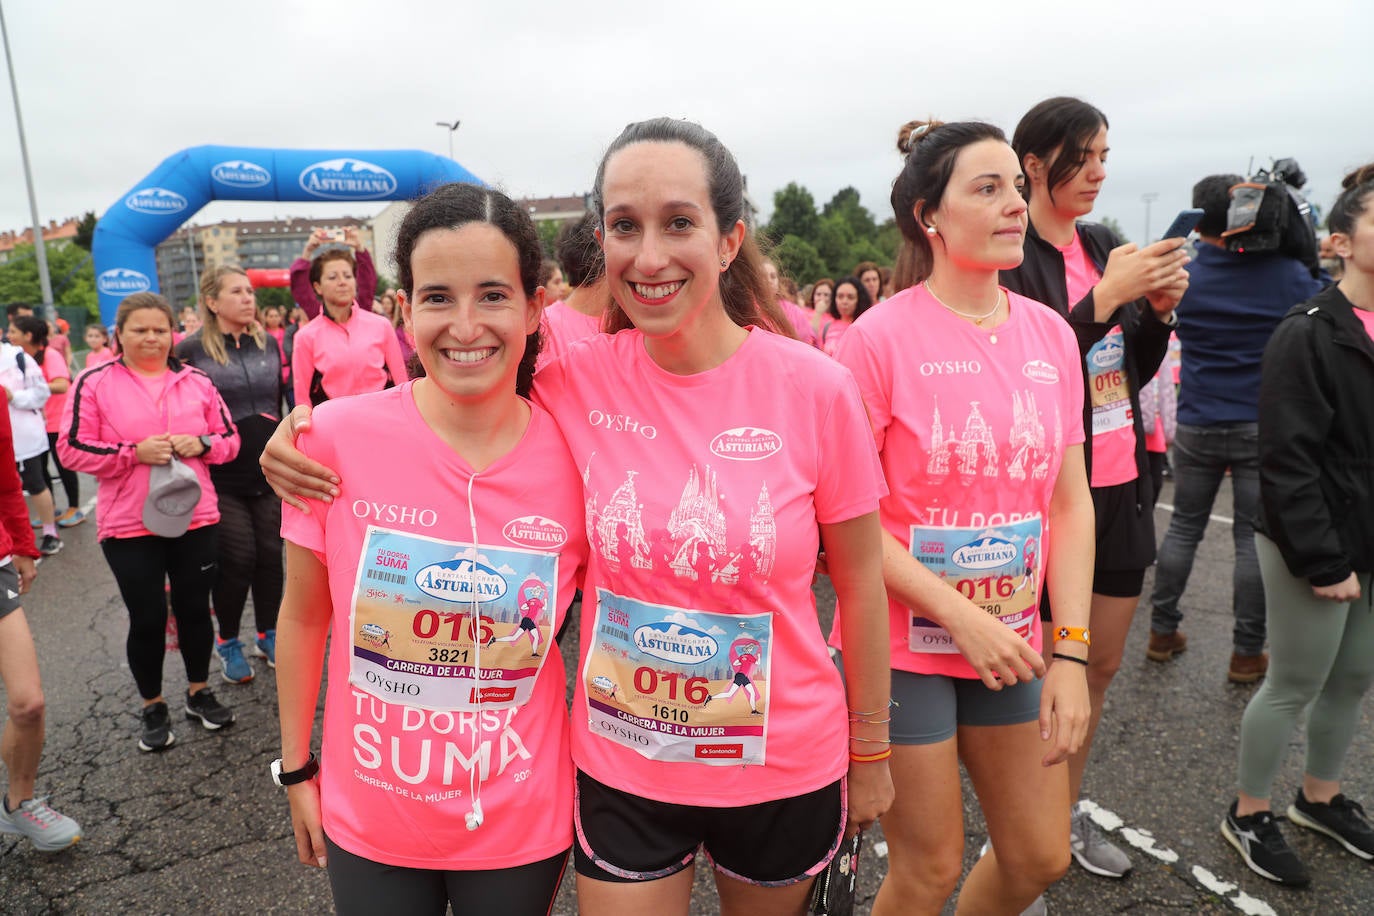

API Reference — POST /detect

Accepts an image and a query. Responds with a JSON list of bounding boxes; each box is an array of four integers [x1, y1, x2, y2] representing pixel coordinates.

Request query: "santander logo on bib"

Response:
[[710, 427, 783, 460], [1022, 359, 1060, 384], [502, 515, 569, 549]]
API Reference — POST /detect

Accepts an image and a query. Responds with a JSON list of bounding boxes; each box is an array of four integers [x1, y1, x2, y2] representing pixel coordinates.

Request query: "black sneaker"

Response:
[[184, 688, 235, 730], [1288, 791, 1374, 860], [38, 534, 61, 556], [1221, 800, 1311, 887], [138, 702, 176, 752]]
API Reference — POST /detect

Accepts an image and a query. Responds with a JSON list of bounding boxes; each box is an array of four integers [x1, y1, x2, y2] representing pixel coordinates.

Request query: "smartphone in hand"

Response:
[[1160, 208, 1205, 240]]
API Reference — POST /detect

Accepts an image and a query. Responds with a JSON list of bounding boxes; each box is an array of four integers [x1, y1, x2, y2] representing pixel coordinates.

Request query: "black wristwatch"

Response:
[[271, 752, 319, 787], [198, 434, 213, 455]]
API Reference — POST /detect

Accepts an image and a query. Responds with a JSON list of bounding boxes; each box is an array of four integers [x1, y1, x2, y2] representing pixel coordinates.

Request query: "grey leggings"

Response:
[[1237, 534, 1374, 799]]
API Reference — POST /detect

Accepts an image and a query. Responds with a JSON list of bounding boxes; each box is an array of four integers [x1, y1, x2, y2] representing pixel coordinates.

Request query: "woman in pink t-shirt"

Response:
[[834, 118, 1095, 915], [820, 276, 872, 357], [264, 118, 895, 915], [83, 323, 116, 370], [274, 184, 587, 914], [807, 276, 835, 337], [1001, 97, 1191, 881]]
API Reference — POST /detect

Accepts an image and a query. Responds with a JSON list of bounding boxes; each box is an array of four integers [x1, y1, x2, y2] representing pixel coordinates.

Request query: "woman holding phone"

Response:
[[1001, 96, 1188, 885]]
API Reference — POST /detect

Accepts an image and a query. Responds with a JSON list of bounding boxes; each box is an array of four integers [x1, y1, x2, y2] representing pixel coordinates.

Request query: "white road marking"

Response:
[[1155, 502, 1234, 526], [872, 840, 888, 858], [1078, 800, 1275, 914]]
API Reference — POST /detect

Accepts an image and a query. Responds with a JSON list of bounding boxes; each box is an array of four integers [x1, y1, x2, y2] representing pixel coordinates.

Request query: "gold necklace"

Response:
[[924, 282, 1004, 343]]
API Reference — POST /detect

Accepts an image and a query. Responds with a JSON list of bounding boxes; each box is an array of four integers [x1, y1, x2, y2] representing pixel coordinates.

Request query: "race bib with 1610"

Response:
[[1087, 326, 1132, 436], [909, 516, 1042, 653], [583, 589, 773, 766], [349, 527, 558, 710]]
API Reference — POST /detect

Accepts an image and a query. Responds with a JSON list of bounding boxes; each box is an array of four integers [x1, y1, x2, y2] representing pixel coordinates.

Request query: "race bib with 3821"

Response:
[[349, 527, 558, 711]]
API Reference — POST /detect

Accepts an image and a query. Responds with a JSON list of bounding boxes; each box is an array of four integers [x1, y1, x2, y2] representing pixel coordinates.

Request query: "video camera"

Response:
[[1221, 157, 1320, 277]]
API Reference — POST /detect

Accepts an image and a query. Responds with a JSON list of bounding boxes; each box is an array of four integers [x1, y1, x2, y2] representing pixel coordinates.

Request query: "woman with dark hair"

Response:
[[58, 293, 239, 752], [273, 183, 587, 915], [176, 265, 284, 684], [289, 227, 377, 320], [263, 117, 894, 915], [854, 260, 884, 304], [820, 276, 871, 357], [536, 211, 607, 370], [1221, 165, 1374, 887], [833, 117, 1095, 915], [1000, 96, 1189, 884], [289, 247, 408, 406], [806, 276, 835, 335], [8, 316, 80, 537]]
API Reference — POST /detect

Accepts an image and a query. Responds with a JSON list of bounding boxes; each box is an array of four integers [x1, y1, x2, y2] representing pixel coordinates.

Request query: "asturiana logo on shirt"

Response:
[[952, 536, 1018, 571], [710, 427, 783, 460], [633, 622, 719, 665], [125, 187, 189, 214], [211, 160, 272, 189], [1022, 359, 1060, 384], [97, 268, 152, 295], [414, 559, 507, 603], [298, 158, 398, 200], [503, 515, 569, 549]]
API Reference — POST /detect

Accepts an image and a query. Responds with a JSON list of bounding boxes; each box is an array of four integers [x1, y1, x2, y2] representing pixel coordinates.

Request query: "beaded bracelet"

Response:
[[1051, 652, 1089, 667], [849, 748, 893, 763]]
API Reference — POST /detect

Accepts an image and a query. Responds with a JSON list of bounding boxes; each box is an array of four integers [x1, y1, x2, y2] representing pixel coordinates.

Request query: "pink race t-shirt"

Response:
[[778, 299, 820, 348], [535, 300, 602, 372], [291, 306, 408, 406], [84, 349, 117, 371], [281, 383, 587, 870], [40, 348, 71, 434], [535, 328, 885, 807], [821, 317, 852, 357], [1355, 307, 1374, 340], [1057, 230, 1100, 309], [832, 285, 1085, 679]]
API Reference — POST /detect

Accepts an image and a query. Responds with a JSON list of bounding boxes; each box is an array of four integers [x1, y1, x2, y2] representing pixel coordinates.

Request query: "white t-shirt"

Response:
[[0, 344, 51, 461]]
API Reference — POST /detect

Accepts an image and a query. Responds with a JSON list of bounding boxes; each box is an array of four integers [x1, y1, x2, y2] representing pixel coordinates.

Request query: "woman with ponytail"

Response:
[[830, 118, 1094, 915]]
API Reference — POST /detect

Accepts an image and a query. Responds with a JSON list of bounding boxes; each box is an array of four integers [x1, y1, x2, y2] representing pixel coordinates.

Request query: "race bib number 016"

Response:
[[909, 516, 1042, 654], [583, 589, 773, 766], [349, 527, 558, 710], [1087, 326, 1132, 437]]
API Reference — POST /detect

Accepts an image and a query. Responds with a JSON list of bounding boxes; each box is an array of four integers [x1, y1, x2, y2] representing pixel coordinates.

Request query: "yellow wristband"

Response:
[[849, 748, 893, 763], [1053, 626, 1091, 647]]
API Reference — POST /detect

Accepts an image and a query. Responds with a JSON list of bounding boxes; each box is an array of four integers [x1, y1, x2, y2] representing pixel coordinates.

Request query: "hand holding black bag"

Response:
[[811, 830, 862, 916]]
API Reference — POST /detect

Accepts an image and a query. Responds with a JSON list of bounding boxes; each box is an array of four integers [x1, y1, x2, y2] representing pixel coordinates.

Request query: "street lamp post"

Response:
[[1142, 192, 1159, 243], [1, 0, 55, 316], [436, 119, 460, 159]]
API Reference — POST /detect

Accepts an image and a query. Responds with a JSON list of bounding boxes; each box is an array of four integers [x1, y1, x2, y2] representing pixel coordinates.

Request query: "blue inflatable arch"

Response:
[[92, 145, 482, 325]]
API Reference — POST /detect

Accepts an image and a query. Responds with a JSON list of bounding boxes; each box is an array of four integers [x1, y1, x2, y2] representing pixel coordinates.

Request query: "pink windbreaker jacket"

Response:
[[58, 358, 239, 541]]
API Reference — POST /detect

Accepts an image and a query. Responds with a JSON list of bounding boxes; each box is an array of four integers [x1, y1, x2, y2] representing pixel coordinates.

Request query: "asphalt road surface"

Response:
[[1, 478, 1370, 914]]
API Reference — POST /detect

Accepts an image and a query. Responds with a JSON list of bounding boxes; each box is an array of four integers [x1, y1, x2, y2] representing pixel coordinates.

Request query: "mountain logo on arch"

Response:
[[125, 187, 188, 215], [212, 160, 272, 189], [298, 159, 398, 200], [97, 268, 152, 295]]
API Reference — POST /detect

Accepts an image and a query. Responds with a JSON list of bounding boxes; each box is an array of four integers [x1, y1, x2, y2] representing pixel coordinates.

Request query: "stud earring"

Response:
[[926, 224, 938, 236], [720, 258, 728, 269]]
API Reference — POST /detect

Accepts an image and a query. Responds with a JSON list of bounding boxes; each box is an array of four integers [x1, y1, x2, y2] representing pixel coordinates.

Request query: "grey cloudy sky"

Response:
[[3, 0, 1371, 252]]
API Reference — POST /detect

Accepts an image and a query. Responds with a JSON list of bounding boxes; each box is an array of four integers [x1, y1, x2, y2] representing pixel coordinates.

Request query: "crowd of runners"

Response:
[[0, 96, 1370, 916]]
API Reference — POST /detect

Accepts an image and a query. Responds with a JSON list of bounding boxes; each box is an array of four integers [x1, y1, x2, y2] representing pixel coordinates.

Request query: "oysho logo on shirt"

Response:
[[97, 268, 152, 295], [952, 536, 1018, 570], [503, 515, 569, 549], [710, 427, 783, 461], [211, 160, 272, 189], [919, 359, 982, 376], [1022, 359, 1060, 384], [587, 409, 657, 439], [351, 500, 438, 527], [298, 158, 398, 200], [125, 187, 189, 214]]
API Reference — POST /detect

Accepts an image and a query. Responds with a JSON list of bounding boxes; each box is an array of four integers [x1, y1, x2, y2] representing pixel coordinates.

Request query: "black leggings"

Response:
[[212, 491, 283, 638], [324, 835, 568, 916], [101, 526, 218, 700], [43, 431, 79, 509]]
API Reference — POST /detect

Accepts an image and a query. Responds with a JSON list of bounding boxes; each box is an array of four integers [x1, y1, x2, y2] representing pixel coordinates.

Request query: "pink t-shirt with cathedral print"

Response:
[[832, 285, 1085, 680], [535, 328, 885, 807]]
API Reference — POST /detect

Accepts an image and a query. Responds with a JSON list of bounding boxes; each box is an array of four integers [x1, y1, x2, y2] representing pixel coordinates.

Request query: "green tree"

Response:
[[765, 183, 819, 245], [0, 242, 98, 317], [822, 187, 878, 242], [813, 214, 854, 278], [74, 211, 97, 251], [536, 219, 567, 260], [772, 235, 827, 286], [1100, 216, 1130, 244], [254, 287, 295, 309]]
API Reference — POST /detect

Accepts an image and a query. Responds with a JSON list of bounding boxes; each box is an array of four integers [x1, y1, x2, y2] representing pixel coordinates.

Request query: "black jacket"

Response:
[[1001, 220, 1174, 569], [175, 330, 283, 497], [1254, 284, 1374, 585]]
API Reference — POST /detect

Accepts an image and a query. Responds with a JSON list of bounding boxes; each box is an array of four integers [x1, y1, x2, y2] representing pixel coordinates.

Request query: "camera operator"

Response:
[[1146, 174, 1323, 682]]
